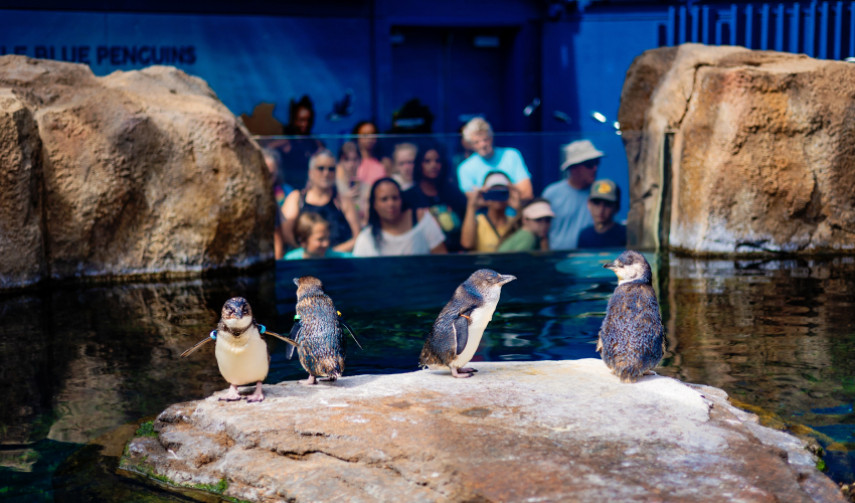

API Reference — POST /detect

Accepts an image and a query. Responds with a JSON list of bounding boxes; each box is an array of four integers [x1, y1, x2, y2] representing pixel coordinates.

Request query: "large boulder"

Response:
[[0, 56, 273, 289], [121, 360, 842, 502], [619, 44, 855, 255]]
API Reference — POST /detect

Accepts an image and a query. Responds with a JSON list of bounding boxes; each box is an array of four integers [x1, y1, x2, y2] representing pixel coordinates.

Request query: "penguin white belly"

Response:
[[215, 330, 269, 385], [450, 300, 498, 368]]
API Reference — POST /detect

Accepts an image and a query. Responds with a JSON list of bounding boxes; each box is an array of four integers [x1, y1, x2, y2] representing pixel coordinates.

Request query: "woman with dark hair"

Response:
[[402, 144, 467, 252], [281, 149, 360, 253], [352, 178, 447, 257], [285, 95, 315, 135], [276, 94, 324, 190]]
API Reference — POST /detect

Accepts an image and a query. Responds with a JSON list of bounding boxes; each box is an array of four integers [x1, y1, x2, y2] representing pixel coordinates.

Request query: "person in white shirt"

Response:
[[352, 178, 448, 257]]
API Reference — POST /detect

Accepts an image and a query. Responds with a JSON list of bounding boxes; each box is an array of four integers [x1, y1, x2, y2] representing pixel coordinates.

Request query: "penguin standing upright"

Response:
[[598, 250, 665, 383], [420, 269, 516, 378], [289, 276, 347, 385], [213, 297, 270, 402]]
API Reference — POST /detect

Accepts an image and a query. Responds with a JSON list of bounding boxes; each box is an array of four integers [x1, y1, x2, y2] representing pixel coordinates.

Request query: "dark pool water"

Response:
[[1, 251, 854, 500]]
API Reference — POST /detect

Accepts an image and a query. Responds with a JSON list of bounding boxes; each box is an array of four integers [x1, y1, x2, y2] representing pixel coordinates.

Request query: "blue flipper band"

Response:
[[209, 330, 217, 340], [259, 324, 266, 334], [294, 314, 301, 320]]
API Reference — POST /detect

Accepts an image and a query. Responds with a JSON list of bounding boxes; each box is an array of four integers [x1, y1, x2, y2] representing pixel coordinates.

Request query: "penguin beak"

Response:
[[498, 274, 517, 285], [292, 277, 300, 287], [603, 261, 616, 270]]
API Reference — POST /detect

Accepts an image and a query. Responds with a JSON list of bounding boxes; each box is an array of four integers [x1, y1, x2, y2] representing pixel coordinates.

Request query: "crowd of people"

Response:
[[266, 113, 627, 260]]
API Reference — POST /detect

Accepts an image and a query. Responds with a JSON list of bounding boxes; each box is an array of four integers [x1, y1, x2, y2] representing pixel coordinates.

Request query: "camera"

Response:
[[482, 187, 510, 202]]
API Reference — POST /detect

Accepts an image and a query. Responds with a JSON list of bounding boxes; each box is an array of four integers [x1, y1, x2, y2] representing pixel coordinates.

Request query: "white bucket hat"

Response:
[[560, 139, 604, 170]]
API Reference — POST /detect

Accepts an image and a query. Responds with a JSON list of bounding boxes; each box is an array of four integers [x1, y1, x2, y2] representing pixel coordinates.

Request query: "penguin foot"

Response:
[[219, 385, 243, 401], [300, 375, 318, 386], [451, 368, 474, 378], [458, 367, 478, 374], [246, 382, 265, 402]]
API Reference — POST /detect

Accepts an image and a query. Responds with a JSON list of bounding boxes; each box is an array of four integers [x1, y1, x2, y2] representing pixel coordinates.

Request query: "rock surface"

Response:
[[0, 55, 273, 290], [121, 359, 843, 502], [619, 44, 855, 255]]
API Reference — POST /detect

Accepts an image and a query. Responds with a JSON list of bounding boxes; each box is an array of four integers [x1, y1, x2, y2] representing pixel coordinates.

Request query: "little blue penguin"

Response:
[[214, 297, 270, 402], [419, 269, 516, 378], [598, 250, 665, 383], [289, 276, 346, 385]]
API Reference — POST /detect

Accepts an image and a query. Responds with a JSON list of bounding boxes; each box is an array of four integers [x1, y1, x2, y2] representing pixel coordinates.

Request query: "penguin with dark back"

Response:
[[289, 276, 348, 385], [598, 250, 665, 383], [420, 269, 516, 378]]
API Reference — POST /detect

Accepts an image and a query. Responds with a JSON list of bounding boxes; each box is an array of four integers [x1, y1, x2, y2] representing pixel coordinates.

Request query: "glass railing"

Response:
[[256, 130, 630, 260], [255, 130, 628, 211]]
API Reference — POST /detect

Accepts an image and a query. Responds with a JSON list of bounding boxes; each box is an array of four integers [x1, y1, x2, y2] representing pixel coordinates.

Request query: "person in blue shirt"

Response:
[[542, 139, 604, 250], [456, 117, 533, 200], [577, 179, 627, 249]]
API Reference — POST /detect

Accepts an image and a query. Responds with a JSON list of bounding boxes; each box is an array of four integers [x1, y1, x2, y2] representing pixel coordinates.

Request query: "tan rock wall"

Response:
[[0, 89, 44, 288], [0, 56, 273, 288], [619, 44, 855, 255]]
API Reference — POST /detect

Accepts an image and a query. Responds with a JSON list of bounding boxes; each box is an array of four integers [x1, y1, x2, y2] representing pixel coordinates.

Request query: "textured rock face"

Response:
[[619, 44, 855, 255], [0, 56, 273, 289], [122, 360, 843, 503]]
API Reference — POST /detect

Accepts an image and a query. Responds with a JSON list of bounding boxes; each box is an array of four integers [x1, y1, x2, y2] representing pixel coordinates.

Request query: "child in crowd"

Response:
[[497, 198, 555, 252], [284, 212, 352, 260], [577, 179, 627, 249]]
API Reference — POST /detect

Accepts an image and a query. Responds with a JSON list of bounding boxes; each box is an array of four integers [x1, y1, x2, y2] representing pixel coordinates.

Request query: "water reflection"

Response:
[[2, 252, 855, 499], [657, 255, 855, 482], [0, 271, 278, 500]]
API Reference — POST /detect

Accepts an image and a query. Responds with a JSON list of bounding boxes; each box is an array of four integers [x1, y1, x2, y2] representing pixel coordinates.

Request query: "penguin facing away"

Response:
[[213, 297, 270, 402], [597, 250, 665, 383], [420, 269, 516, 378], [289, 276, 347, 385]]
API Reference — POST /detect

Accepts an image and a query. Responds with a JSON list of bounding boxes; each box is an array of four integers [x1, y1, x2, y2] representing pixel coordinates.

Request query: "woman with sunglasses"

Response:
[[281, 149, 360, 253]]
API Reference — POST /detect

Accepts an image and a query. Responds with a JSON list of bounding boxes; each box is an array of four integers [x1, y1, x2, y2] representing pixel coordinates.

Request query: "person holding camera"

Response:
[[460, 171, 519, 253]]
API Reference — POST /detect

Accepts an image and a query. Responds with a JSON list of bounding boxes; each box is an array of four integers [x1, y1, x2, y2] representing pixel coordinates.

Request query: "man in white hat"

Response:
[[541, 139, 604, 250]]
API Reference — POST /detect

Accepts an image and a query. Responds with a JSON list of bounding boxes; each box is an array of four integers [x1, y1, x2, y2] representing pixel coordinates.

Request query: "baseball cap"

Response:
[[589, 179, 619, 203], [561, 139, 604, 170]]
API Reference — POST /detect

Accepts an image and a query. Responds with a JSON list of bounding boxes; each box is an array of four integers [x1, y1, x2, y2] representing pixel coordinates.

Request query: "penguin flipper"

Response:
[[286, 321, 302, 360], [264, 329, 299, 348], [337, 314, 362, 350], [454, 312, 471, 355], [179, 336, 213, 358]]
